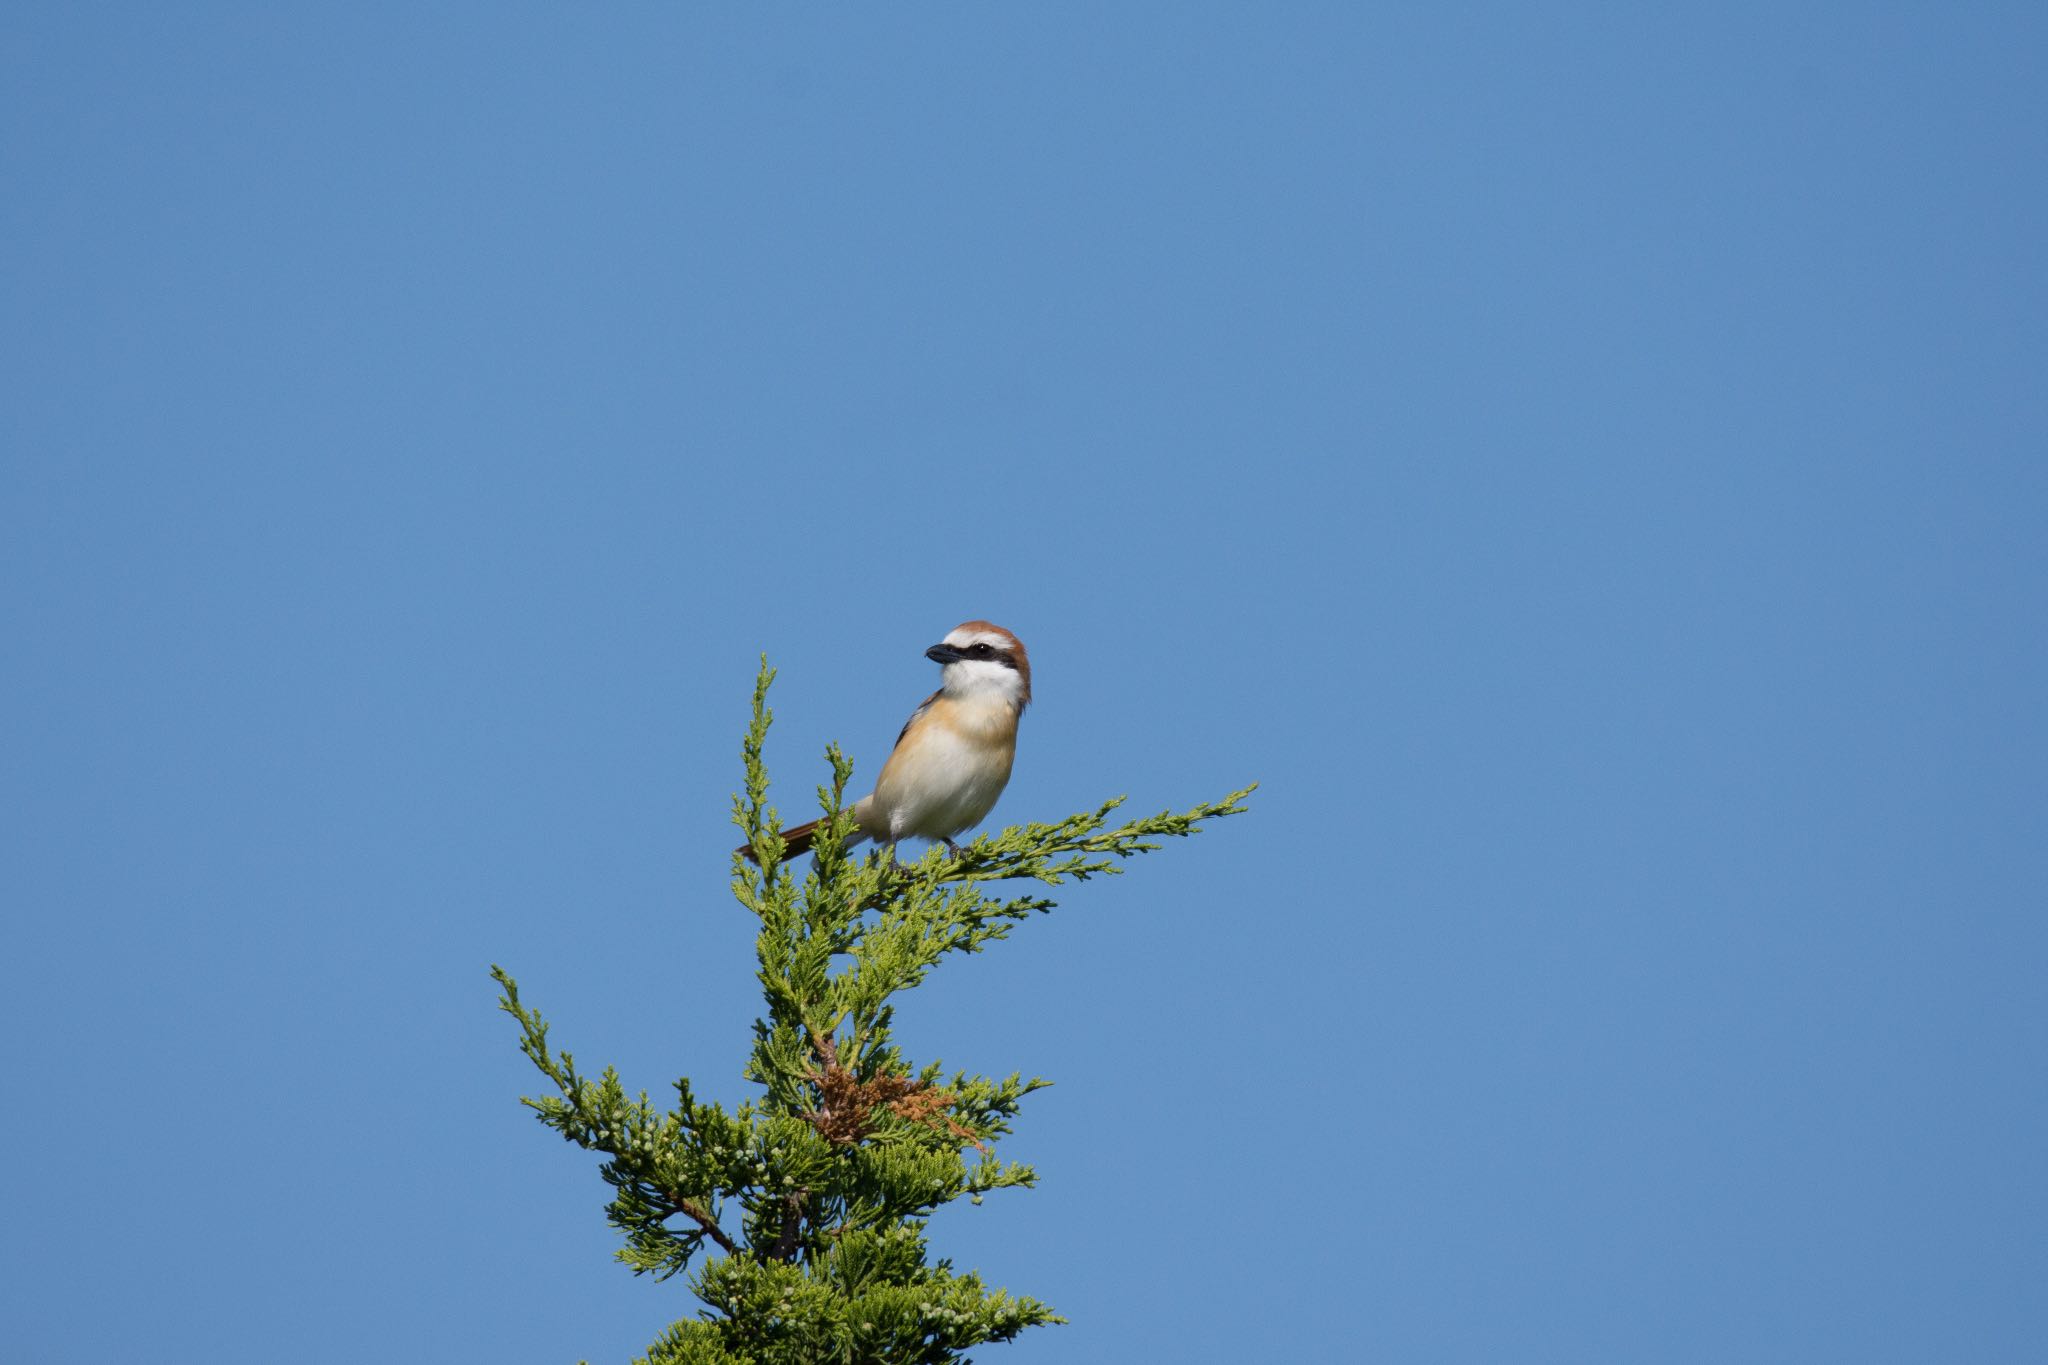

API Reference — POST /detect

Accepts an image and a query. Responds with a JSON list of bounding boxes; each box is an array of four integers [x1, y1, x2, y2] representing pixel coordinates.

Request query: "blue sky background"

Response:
[[4, 5, 2044, 1361]]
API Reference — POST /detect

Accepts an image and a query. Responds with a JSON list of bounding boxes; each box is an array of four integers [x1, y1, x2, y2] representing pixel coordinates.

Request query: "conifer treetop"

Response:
[[495, 657, 1252, 1364]]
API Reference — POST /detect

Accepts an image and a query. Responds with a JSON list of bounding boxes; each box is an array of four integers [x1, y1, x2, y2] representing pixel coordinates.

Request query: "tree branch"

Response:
[[769, 1190, 808, 1262], [667, 1197, 740, 1257]]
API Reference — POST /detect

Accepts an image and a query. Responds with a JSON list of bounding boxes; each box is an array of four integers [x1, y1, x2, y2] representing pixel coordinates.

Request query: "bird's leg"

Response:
[[943, 837, 963, 857]]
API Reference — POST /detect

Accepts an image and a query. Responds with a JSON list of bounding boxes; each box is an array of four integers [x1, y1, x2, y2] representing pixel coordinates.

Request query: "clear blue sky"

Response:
[[4, 5, 2043, 1361]]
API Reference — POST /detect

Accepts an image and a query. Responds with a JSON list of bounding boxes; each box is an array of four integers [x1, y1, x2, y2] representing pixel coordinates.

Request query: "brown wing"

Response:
[[892, 688, 943, 751], [735, 690, 942, 862]]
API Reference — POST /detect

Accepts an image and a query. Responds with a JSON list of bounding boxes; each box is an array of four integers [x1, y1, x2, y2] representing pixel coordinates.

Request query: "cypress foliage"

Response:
[[494, 658, 1252, 1364]]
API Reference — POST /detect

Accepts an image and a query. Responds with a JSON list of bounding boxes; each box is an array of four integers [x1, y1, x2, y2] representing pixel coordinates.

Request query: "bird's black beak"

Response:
[[925, 643, 966, 664]]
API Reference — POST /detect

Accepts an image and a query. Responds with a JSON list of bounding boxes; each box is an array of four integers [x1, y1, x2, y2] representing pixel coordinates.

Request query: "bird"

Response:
[[740, 621, 1030, 863]]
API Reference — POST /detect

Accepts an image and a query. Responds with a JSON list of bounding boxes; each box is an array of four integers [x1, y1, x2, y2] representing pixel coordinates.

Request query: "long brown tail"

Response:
[[736, 818, 822, 864]]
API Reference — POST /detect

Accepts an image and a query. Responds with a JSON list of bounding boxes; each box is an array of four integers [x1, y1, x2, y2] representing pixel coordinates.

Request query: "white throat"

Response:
[[942, 658, 1025, 708]]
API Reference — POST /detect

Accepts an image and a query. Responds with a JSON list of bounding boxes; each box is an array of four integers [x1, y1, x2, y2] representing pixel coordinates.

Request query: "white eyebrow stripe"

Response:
[[944, 630, 1015, 650]]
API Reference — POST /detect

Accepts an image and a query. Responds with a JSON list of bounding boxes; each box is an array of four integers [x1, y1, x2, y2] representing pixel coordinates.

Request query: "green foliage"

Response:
[[494, 658, 1252, 1364]]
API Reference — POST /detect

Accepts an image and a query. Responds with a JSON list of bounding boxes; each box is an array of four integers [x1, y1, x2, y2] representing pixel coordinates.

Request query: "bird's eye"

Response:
[[971, 643, 992, 656]]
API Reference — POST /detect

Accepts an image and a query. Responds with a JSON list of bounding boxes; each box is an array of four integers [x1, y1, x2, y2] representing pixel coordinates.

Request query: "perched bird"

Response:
[[742, 621, 1030, 862]]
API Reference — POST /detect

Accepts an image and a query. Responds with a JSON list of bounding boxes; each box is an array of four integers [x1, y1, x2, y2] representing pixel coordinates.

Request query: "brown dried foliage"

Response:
[[800, 1031, 988, 1154]]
